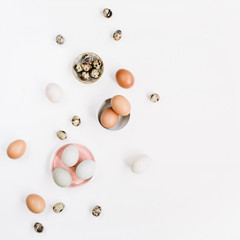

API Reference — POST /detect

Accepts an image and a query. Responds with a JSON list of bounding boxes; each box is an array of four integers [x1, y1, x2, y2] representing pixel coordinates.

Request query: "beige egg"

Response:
[[7, 140, 26, 159], [100, 107, 119, 129], [26, 194, 46, 214], [111, 95, 131, 116]]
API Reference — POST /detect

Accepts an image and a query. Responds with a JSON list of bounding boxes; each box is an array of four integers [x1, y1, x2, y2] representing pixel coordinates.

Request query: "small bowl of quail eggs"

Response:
[[51, 143, 96, 188], [72, 52, 104, 84]]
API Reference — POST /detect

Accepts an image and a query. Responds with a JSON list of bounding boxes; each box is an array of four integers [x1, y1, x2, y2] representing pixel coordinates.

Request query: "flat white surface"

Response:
[[0, 0, 240, 239]]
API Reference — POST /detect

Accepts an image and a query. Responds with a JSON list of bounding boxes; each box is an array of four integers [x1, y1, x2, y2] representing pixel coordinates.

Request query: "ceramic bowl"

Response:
[[97, 98, 130, 130], [52, 143, 95, 187], [72, 52, 104, 84]]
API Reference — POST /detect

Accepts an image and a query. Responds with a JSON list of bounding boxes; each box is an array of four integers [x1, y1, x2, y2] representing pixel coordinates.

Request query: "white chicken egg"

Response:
[[52, 168, 72, 187], [62, 145, 79, 167], [76, 160, 96, 180], [131, 154, 152, 174], [45, 83, 64, 103]]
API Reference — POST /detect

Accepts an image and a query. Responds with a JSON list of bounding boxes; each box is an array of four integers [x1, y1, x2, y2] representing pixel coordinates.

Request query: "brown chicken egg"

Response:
[[100, 107, 119, 129], [111, 95, 131, 116], [116, 69, 135, 89], [26, 194, 46, 214], [7, 139, 26, 159]]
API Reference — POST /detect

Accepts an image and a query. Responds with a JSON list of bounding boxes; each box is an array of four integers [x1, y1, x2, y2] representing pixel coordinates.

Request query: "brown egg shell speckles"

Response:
[[34, 223, 44, 233], [72, 116, 81, 126], [113, 30, 122, 41], [92, 205, 102, 217], [53, 202, 65, 213], [150, 93, 160, 103], [57, 130, 67, 140]]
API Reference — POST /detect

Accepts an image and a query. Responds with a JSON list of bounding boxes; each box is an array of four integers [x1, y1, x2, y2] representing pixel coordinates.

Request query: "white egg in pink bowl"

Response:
[[51, 143, 96, 188]]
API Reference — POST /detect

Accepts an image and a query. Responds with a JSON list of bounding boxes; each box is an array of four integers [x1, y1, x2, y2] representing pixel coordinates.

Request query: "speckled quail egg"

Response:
[[113, 30, 122, 41], [93, 59, 102, 70], [80, 71, 90, 81], [75, 63, 83, 73], [92, 205, 102, 216], [81, 62, 92, 72], [34, 222, 44, 233], [56, 34, 64, 44], [57, 130, 67, 140], [72, 115, 81, 126], [90, 69, 100, 79], [150, 93, 160, 103], [53, 202, 65, 213], [103, 8, 112, 18], [82, 54, 93, 64]]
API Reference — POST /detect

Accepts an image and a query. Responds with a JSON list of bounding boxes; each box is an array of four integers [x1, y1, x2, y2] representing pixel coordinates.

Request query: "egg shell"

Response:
[[26, 194, 46, 214], [7, 139, 26, 159], [116, 69, 135, 88], [111, 95, 131, 116], [61, 145, 79, 167], [76, 159, 96, 180], [100, 107, 119, 129], [45, 83, 64, 103], [131, 154, 152, 174], [52, 168, 72, 187]]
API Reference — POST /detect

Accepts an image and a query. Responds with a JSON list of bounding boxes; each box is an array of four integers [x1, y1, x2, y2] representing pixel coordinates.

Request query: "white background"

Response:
[[0, 0, 240, 239]]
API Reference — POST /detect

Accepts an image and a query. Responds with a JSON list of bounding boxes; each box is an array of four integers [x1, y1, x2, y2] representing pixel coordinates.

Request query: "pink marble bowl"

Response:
[[52, 143, 95, 187]]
